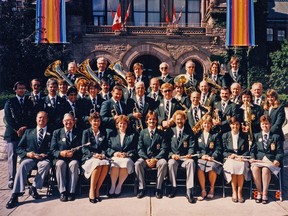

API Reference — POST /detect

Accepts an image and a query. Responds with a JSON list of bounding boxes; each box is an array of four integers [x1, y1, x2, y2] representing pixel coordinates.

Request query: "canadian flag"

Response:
[[172, 7, 177, 24], [123, 3, 131, 26], [112, 4, 121, 31]]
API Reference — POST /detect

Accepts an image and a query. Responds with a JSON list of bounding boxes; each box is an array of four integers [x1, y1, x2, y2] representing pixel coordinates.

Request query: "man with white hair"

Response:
[[158, 62, 174, 86]]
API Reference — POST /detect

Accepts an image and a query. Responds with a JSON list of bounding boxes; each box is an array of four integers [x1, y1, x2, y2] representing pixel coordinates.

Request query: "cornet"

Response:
[[111, 105, 119, 117]]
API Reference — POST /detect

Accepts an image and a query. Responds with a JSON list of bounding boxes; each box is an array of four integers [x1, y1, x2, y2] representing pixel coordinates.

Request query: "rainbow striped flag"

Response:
[[35, 0, 66, 43], [226, 0, 255, 47]]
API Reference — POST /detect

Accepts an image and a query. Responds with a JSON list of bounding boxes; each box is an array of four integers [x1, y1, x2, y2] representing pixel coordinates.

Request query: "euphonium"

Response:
[[109, 61, 128, 88], [44, 60, 74, 86], [203, 73, 222, 92], [77, 59, 101, 84]]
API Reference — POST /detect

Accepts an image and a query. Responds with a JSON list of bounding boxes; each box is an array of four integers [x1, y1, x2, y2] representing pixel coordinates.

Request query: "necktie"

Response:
[[98, 72, 102, 79], [104, 94, 108, 100], [72, 102, 76, 115], [233, 72, 237, 80], [38, 128, 44, 146], [116, 101, 122, 114], [34, 95, 38, 103], [189, 76, 194, 86], [194, 107, 199, 122], [256, 98, 259, 105], [201, 95, 205, 105], [213, 75, 217, 82], [153, 93, 157, 100], [136, 77, 140, 82], [221, 102, 226, 112], [150, 130, 154, 140], [165, 100, 170, 119], [20, 98, 24, 106], [62, 95, 67, 101], [129, 89, 132, 98], [139, 97, 144, 113], [92, 98, 96, 107], [177, 130, 182, 144], [51, 98, 56, 108], [66, 131, 71, 146], [263, 134, 268, 150]]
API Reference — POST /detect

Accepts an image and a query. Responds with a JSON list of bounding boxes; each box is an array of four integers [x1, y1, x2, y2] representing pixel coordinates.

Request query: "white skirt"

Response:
[[82, 157, 110, 179], [110, 157, 134, 174], [223, 158, 251, 183], [251, 156, 281, 176]]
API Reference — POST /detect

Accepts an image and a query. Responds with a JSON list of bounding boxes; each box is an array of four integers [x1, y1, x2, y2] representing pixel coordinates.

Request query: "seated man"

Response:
[[167, 110, 196, 203], [6, 111, 51, 209], [135, 111, 168, 199], [50, 113, 82, 202]]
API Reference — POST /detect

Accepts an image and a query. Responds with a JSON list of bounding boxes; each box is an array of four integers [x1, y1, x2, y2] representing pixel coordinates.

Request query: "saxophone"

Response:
[[192, 112, 211, 134]]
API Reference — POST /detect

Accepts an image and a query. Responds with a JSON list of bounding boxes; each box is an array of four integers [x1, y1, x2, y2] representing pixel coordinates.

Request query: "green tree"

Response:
[[0, 2, 72, 93], [269, 40, 288, 94]]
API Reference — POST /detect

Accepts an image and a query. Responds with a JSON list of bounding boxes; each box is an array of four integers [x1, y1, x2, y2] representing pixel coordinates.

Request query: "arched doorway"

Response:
[[180, 59, 204, 81], [129, 55, 162, 79]]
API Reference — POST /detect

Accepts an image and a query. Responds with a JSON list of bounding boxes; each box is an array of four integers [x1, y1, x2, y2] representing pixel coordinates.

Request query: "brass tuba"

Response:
[[109, 61, 128, 88], [174, 74, 196, 96], [44, 60, 74, 86], [77, 59, 101, 84], [203, 73, 222, 92]]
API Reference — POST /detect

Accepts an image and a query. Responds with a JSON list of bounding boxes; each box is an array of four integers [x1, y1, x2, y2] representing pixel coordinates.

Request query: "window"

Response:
[[134, 0, 160, 26], [277, 30, 285, 41], [92, 0, 119, 26], [174, 0, 200, 27], [266, 28, 273, 41]]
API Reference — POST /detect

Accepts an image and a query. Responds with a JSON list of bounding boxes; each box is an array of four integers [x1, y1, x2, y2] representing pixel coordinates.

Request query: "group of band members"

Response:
[[4, 56, 285, 209]]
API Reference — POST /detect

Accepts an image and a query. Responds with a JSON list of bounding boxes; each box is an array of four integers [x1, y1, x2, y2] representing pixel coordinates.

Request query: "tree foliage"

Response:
[[0, 2, 72, 93], [269, 40, 288, 94]]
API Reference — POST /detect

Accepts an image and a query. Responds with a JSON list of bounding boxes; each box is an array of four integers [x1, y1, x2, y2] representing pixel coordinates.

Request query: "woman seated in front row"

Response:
[[196, 115, 223, 201], [81, 112, 109, 204], [250, 115, 283, 204], [106, 115, 138, 197], [222, 117, 250, 203]]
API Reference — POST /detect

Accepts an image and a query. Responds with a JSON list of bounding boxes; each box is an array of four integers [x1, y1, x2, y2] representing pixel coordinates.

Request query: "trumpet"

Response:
[[133, 103, 144, 131], [111, 105, 119, 117]]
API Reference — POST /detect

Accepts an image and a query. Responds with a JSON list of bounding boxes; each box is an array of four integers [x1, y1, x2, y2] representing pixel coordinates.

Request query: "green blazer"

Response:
[[138, 128, 168, 160]]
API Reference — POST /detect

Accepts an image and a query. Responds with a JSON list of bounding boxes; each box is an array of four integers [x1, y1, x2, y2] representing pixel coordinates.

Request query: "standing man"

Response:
[[122, 72, 136, 103], [251, 82, 265, 106], [184, 60, 198, 93], [58, 80, 69, 100], [95, 57, 114, 88], [4, 81, 33, 189], [50, 113, 82, 202], [6, 111, 51, 209], [133, 62, 149, 89], [43, 78, 70, 132], [66, 62, 78, 85], [99, 77, 112, 101], [147, 77, 163, 103], [100, 85, 128, 130], [158, 62, 174, 86], [224, 56, 247, 89], [135, 111, 168, 199], [230, 82, 242, 105]]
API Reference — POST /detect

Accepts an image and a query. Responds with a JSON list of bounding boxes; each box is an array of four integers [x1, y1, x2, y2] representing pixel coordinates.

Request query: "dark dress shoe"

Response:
[[155, 189, 163, 199], [6, 194, 18, 209], [89, 198, 97, 204], [262, 197, 269, 204], [107, 192, 114, 198], [29, 186, 41, 199], [137, 190, 146, 199], [114, 192, 121, 198], [67, 193, 75, 201], [60, 192, 68, 202], [8, 182, 14, 189], [95, 197, 102, 202], [186, 194, 196, 204], [168, 187, 177, 198]]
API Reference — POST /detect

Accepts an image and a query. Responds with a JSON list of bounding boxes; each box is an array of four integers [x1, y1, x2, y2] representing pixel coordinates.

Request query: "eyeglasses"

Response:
[[161, 67, 168, 70], [187, 66, 195, 68], [163, 89, 172, 93]]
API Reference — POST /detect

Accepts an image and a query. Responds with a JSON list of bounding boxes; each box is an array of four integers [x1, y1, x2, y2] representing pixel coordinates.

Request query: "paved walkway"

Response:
[[1, 109, 288, 216]]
